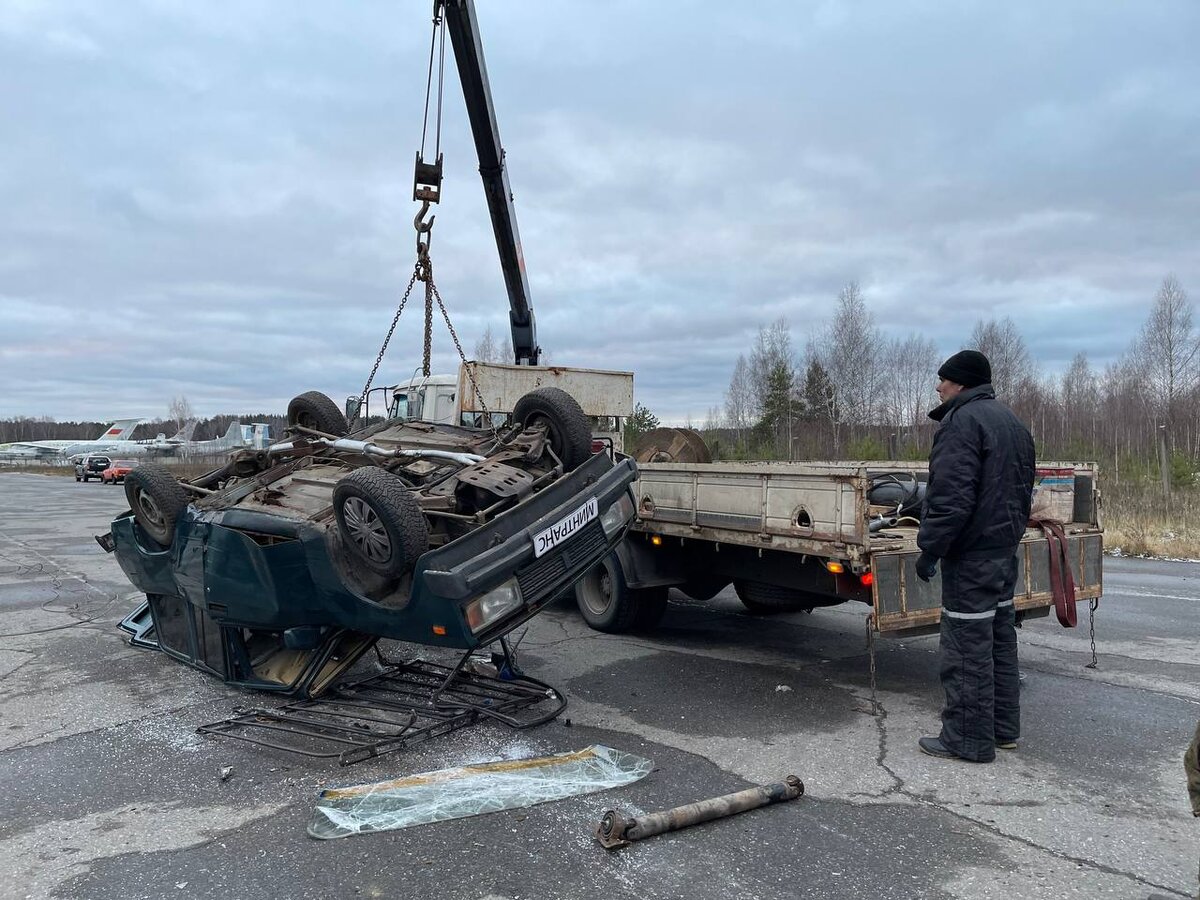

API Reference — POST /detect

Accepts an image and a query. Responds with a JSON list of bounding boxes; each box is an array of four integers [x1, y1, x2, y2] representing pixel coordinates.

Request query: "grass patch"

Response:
[[1103, 482, 1200, 559]]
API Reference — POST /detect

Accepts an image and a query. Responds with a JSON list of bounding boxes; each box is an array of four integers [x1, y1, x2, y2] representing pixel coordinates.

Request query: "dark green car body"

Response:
[[111, 451, 636, 691]]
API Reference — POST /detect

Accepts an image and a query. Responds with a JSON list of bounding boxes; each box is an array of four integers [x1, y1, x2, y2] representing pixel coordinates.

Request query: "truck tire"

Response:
[[125, 464, 190, 549], [288, 390, 348, 437], [734, 579, 832, 614], [575, 553, 666, 633], [333, 467, 428, 579], [680, 575, 729, 603], [513, 387, 592, 471]]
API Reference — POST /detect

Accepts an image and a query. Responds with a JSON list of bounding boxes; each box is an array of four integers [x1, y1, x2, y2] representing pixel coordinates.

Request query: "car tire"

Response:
[[288, 390, 348, 437], [124, 463, 190, 549], [512, 387, 593, 471], [679, 575, 730, 603], [575, 553, 667, 633], [75, 475, 81, 482], [333, 467, 428, 579]]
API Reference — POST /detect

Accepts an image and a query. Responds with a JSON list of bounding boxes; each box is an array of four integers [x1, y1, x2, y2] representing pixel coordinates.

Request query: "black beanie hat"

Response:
[[938, 350, 991, 388]]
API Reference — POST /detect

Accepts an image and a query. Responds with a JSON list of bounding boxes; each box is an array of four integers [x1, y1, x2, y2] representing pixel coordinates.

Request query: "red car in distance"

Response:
[[101, 460, 137, 485]]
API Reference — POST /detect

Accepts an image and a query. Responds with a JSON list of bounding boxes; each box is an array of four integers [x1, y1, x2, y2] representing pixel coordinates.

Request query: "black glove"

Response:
[[915, 552, 938, 583]]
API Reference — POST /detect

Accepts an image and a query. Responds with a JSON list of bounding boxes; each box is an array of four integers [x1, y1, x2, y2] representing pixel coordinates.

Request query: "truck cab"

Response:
[[353, 362, 634, 453]]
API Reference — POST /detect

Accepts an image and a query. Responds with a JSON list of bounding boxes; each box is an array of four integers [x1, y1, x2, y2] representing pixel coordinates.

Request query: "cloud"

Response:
[[0, 0, 1197, 423]]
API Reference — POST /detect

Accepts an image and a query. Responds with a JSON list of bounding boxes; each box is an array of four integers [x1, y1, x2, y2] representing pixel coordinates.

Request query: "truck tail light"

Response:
[[859, 572, 874, 587], [824, 561, 845, 574]]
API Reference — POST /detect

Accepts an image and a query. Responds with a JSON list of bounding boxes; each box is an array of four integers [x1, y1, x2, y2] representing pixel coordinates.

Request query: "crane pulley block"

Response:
[[413, 152, 444, 204]]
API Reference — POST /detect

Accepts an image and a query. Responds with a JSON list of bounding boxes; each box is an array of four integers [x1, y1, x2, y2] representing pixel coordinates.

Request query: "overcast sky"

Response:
[[1, 1, 1197, 424]]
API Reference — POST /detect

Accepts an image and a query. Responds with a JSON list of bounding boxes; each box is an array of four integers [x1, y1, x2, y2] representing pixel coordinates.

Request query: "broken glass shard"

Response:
[[308, 744, 652, 839]]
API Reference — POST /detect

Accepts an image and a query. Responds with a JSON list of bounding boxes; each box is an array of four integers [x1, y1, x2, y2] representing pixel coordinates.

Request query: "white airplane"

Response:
[[170, 422, 273, 456], [1, 419, 145, 460]]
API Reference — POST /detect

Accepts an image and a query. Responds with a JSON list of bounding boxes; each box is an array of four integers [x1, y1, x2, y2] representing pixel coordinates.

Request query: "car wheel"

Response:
[[679, 575, 730, 603], [287, 390, 348, 437], [75, 474, 81, 482], [124, 464, 190, 549], [575, 553, 667, 633], [333, 467, 428, 579], [512, 387, 593, 471]]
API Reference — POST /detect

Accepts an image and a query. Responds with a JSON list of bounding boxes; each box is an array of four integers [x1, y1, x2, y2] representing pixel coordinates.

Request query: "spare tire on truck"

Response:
[[288, 390, 349, 437], [734, 580, 842, 614], [512, 387, 593, 471], [332, 467, 429, 579], [124, 463, 190, 550]]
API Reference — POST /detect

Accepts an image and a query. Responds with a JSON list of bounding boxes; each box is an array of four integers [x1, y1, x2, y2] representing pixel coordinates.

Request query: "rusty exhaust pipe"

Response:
[[594, 775, 804, 850]]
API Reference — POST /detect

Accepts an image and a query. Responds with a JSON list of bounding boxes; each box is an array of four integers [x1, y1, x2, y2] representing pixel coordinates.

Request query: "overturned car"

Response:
[[105, 387, 637, 696]]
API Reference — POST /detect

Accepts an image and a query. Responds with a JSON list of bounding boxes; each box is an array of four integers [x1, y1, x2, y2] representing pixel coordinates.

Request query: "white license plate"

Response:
[[533, 497, 598, 559]]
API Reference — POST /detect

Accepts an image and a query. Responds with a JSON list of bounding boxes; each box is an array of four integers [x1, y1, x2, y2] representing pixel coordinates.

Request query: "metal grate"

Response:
[[517, 522, 607, 602], [197, 658, 564, 766]]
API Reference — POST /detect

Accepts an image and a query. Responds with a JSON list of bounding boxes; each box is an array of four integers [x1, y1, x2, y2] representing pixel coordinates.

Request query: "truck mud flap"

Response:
[[869, 532, 1103, 635]]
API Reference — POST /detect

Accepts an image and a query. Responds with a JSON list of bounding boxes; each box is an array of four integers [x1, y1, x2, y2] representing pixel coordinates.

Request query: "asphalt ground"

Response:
[[0, 472, 1195, 900]]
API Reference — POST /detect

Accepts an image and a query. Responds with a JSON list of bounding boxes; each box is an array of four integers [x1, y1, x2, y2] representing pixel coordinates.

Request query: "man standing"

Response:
[[915, 350, 1036, 763]]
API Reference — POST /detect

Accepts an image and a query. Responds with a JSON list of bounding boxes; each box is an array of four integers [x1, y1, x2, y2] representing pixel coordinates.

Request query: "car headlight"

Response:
[[600, 491, 635, 538], [464, 579, 523, 633]]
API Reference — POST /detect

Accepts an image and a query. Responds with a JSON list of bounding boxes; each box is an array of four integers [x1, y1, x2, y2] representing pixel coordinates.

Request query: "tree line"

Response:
[[702, 275, 1195, 488]]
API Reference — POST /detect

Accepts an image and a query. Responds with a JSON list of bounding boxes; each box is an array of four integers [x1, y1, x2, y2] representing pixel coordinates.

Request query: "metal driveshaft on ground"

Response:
[[594, 775, 805, 850]]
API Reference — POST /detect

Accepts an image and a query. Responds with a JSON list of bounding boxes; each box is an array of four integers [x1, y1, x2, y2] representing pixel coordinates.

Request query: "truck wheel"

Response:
[[124, 464, 190, 549], [575, 554, 666, 633], [735, 580, 826, 614], [513, 387, 592, 471], [632, 586, 669, 630], [333, 467, 428, 579], [288, 390, 348, 437], [680, 575, 730, 603]]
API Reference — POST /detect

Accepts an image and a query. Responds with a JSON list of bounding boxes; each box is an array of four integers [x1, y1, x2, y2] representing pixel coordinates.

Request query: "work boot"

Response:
[[918, 736, 991, 762]]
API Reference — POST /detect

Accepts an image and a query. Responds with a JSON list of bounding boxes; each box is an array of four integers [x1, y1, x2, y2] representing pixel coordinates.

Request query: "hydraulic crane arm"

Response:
[[439, 0, 540, 366]]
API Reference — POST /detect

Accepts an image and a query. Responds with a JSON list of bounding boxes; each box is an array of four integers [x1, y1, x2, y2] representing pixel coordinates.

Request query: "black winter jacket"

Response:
[[917, 384, 1036, 560]]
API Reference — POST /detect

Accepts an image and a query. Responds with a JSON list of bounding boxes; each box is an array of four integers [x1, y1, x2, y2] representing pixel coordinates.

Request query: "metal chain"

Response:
[[347, 261, 423, 431], [422, 280, 434, 377], [427, 275, 495, 435], [1085, 598, 1099, 669], [864, 613, 879, 716]]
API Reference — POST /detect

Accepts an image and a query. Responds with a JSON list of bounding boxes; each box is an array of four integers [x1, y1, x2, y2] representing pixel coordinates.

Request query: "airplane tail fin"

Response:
[[168, 420, 197, 443], [97, 418, 143, 442]]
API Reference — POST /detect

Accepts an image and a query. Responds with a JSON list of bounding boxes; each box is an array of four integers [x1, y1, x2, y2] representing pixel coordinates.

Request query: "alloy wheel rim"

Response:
[[342, 497, 392, 563]]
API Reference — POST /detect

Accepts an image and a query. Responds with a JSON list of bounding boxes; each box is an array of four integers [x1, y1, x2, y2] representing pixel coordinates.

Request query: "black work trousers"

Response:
[[937, 553, 1021, 762]]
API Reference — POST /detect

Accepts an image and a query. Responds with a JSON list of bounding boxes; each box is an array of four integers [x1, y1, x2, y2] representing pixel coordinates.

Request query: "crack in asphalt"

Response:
[[859, 697, 1191, 898]]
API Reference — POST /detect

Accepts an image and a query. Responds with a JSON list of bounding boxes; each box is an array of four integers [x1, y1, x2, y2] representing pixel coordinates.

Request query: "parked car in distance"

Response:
[[75, 455, 112, 482], [101, 460, 137, 484]]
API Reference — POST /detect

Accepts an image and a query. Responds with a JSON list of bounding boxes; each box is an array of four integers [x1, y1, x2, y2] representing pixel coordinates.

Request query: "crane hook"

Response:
[[414, 199, 436, 236]]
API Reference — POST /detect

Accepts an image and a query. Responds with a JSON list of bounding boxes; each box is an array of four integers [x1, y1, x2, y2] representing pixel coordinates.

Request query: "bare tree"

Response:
[[724, 354, 753, 441], [1133, 275, 1198, 448], [748, 319, 795, 411], [168, 395, 195, 433], [882, 333, 939, 427], [1062, 352, 1099, 452], [821, 281, 883, 425], [473, 324, 506, 364], [968, 317, 1033, 400]]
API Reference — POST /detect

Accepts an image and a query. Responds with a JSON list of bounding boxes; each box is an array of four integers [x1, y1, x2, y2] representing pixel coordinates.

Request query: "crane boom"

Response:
[[439, 0, 540, 366]]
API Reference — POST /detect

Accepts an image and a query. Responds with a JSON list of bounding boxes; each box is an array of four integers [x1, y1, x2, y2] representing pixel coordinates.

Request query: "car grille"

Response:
[[517, 522, 607, 604]]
